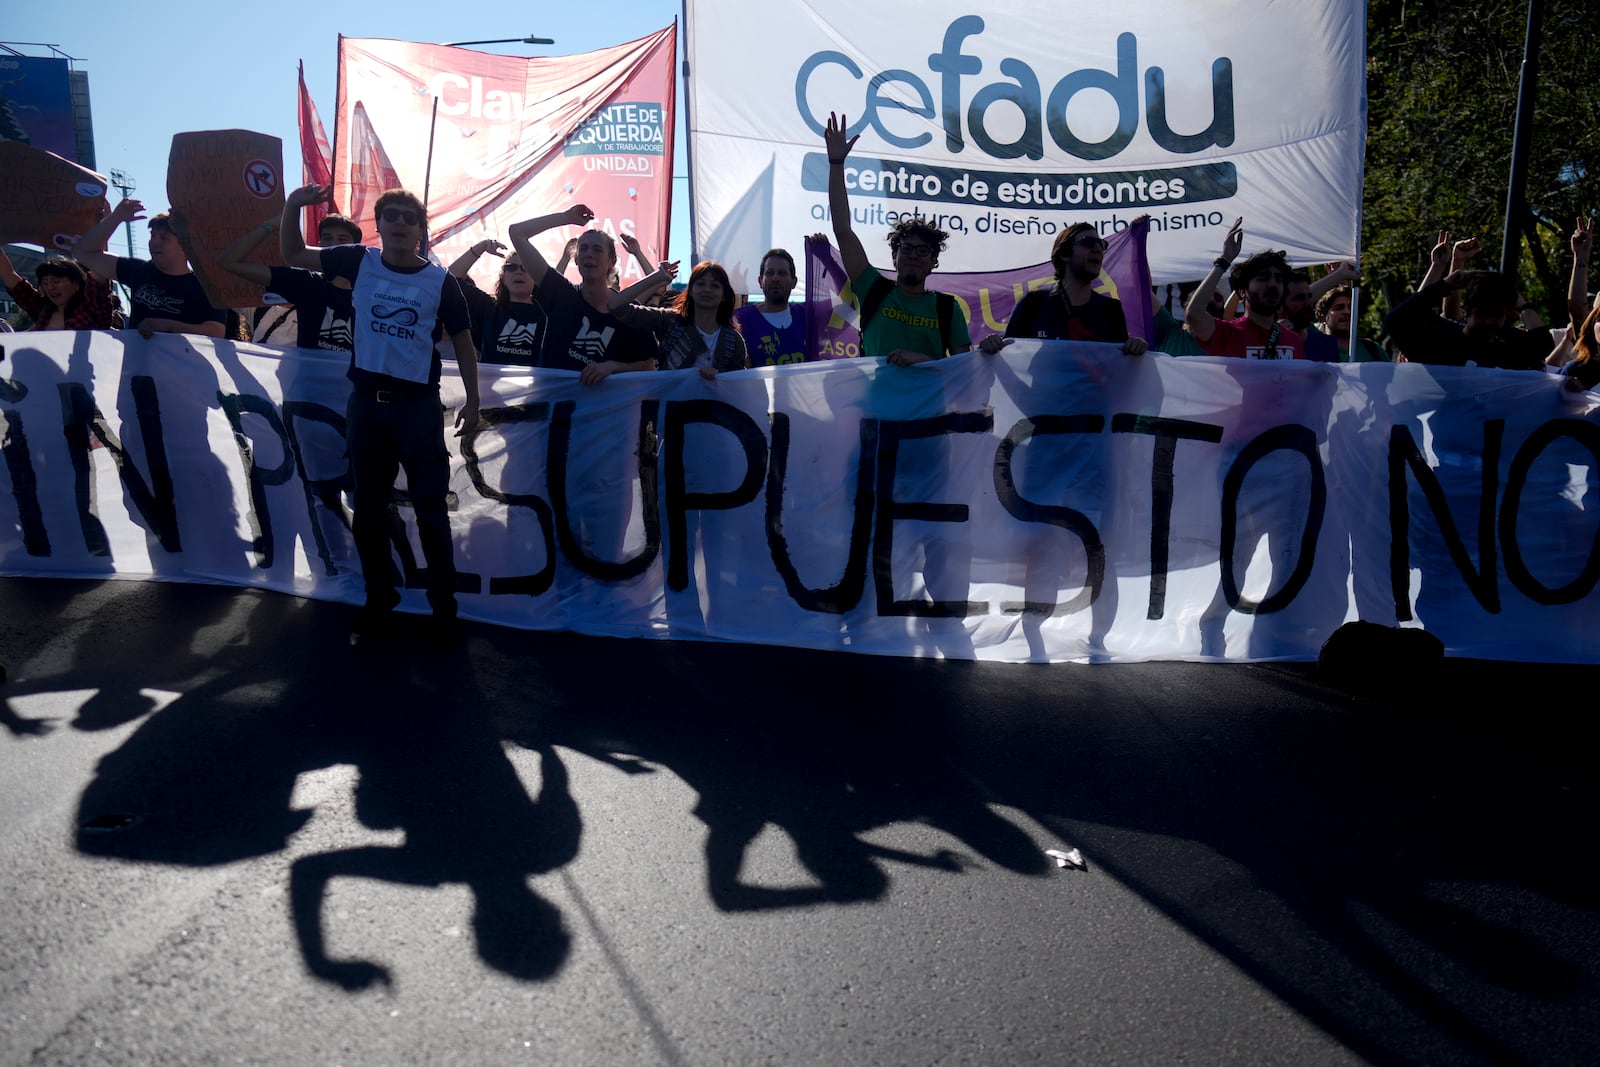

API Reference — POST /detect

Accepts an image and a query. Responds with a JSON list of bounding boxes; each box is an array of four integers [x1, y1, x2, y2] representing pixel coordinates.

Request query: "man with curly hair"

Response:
[[1184, 217, 1306, 360], [823, 113, 971, 365]]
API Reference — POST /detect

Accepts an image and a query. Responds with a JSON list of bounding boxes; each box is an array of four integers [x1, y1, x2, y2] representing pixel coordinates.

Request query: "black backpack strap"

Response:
[[935, 291, 956, 355], [855, 276, 895, 356]]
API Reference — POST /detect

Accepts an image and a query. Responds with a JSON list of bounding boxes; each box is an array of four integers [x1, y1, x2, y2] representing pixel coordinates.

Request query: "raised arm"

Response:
[[448, 238, 505, 278], [73, 197, 144, 280], [1184, 217, 1243, 344], [607, 260, 679, 310], [1568, 214, 1592, 335], [1442, 236, 1481, 320], [554, 237, 577, 277], [617, 232, 656, 278], [507, 205, 594, 288], [825, 113, 870, 281], [1418, 229, 1451, 295], [216, 217, 277, 286], [1310, 260, 1360, 301], [0, 246, 21, 290], [279, 184, 330, 270]]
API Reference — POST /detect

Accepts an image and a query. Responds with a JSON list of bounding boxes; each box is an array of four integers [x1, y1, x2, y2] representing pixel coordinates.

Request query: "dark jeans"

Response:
[[346, 390, 455, 612]]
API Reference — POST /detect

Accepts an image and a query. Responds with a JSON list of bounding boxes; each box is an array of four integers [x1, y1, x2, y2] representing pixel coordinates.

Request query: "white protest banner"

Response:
[[0, 332, 1595, 664], [687, 0, 1365, 288]]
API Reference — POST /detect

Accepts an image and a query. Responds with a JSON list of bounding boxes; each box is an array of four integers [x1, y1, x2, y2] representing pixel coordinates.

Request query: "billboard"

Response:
[[0, 56, 80, 163]]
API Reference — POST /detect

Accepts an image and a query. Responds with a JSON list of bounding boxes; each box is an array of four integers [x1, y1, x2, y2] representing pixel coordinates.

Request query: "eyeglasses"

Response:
[[1074, 235, 1108, 251], [898, 242, 935, 258], [501, 261, 526, 273], [380, 208, 420, 225]]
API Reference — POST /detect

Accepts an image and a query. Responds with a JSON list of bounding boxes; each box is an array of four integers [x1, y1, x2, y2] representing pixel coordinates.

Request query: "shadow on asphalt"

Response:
[[3, 577, 1597, 1063]]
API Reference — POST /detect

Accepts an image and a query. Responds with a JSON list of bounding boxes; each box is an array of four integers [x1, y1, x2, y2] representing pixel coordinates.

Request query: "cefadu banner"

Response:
[[0, 331, 1596, 664], [332, 28, 676, 291], [687, 0, 1364, 288]]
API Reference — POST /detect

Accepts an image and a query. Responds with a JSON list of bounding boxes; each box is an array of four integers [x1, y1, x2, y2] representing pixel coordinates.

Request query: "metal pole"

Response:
[[331, 36, 344, 218], [1500, 0, 1543, 275], [678, 7, 696, 265], [421, 97, 439, 257]]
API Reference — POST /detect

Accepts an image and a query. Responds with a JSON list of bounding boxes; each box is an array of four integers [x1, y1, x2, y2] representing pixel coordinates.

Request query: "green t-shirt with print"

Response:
[[854, 265, 971, 360]]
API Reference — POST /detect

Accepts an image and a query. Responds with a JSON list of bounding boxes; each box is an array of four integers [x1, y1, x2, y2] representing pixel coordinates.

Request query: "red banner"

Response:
[[331, 28, 676, 290], [297, 61, 333, 235]]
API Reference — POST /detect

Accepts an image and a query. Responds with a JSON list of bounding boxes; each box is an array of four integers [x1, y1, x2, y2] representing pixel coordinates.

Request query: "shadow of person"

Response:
[[290, 633, 577, 989], [72, 587, 341, 867], [532, 637, 1047, 913]]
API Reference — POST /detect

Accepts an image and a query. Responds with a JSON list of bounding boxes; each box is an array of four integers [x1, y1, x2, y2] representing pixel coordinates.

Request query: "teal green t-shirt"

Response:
[[854, 265, 971, 360]]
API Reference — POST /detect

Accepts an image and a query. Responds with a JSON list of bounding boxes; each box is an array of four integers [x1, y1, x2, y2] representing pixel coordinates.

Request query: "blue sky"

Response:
[[6, 2, 693, 263]]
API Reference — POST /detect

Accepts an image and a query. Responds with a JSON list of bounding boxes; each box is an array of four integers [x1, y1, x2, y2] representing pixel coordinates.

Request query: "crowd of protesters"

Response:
[[1, 114, 1593, 636], [4, 174, 1592, 392]]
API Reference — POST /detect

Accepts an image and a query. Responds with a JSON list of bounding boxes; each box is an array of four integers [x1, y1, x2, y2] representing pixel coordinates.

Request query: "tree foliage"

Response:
[[1363, 0, 1600, 329]]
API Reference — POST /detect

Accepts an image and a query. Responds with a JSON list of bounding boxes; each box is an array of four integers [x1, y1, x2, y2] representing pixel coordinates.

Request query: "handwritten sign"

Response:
[[0, 141, 109, 250], [168, 130, 287, 308]]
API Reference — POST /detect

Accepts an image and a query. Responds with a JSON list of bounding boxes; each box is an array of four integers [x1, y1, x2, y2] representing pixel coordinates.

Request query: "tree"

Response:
[[1362, 0, 1600, 331]]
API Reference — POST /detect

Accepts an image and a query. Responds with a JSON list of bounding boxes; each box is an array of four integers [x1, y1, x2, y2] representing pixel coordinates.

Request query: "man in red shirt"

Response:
[[1183, 218, 1306, 360]]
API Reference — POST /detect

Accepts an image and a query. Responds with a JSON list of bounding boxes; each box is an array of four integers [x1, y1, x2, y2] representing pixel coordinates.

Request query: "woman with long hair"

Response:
[[612, 260, 747, 379], [448, 239, 548, 365], [1562, 303, 1600, 391], [0, 249, 120, 330]]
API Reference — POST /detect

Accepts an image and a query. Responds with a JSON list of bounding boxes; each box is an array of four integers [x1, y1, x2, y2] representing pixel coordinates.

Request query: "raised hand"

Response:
[[824, 112, 860, 163], [1219, 217, 1244, 263], [1450, 236, 1482, 270], [1429, 229, 1452, 269], [563, 204, 596, 228], [285, 184, 331, 209]]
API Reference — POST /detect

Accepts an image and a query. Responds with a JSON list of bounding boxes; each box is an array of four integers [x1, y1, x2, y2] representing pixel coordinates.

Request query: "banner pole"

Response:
[[679, 6, 698, 265], [330, 36, 343, 215], [421, 96, 440, 256], [1351, 3, 1369, 353]]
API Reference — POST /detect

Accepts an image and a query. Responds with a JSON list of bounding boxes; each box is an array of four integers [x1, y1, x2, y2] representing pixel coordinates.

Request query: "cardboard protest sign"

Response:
[[167, 130, 287, 308], [0, 140, 109, 250]]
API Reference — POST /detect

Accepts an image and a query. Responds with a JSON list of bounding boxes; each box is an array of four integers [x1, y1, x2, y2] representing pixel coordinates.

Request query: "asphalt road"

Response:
[[1, 576, 1596, 1065]]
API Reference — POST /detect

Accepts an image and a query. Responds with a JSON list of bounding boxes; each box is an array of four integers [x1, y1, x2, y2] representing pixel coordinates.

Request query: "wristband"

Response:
[[1213, 257, 1232, 270]]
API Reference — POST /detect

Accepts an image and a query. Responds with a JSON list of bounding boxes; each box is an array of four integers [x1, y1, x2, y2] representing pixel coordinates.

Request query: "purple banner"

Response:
[[804, 220, 1153, 360]]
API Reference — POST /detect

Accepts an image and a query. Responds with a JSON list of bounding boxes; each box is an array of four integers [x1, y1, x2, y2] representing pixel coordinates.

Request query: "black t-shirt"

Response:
[[533, 271, 656, 372], [1005, 286, 1128, 344], [266, 266, 354, 351], [116, 257, 227, 330], [1385, 281, 1548, 371], [460, 276, 547, 366]]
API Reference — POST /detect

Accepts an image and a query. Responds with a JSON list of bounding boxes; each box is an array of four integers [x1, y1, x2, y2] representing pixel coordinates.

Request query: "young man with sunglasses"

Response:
[[217, 205, 364, 350], [281, 184, 481, 633], [824, 113, 972, 365], [997, 221, 1148, 355]]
